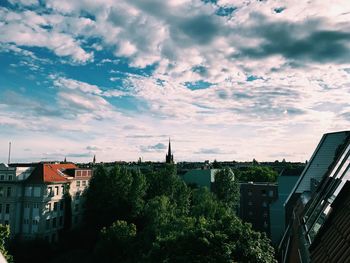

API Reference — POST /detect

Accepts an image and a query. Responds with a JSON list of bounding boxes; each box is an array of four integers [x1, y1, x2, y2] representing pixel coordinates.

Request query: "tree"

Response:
[[85, 165, 147, 230], [238, 166, 278, 182], [94, 220, 136, 263], [212, 168, 240, 210], [0, 224, 12, 262]]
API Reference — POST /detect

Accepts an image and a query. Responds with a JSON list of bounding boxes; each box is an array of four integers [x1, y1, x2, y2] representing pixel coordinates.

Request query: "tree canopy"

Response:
[[237, 166, 278, 182], [85, 164, 276, 263]]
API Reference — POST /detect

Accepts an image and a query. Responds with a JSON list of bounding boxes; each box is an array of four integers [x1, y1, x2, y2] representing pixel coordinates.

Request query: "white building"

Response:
[[0, 162, 92, 242]]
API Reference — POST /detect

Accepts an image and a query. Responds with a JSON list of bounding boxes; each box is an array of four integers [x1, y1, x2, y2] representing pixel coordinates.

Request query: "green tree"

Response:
[[94, 220, 136, 263], [85, 165, 147, 229], [146, 164, 190, 215], [238, 166, 278, 182], [0, 224, 12, 262], [213, 168, 240, 210]]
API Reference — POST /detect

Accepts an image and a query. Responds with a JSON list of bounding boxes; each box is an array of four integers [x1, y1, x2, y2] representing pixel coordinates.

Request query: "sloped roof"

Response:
[[26, 163, 77, 183], [284, 131, 350, 206]]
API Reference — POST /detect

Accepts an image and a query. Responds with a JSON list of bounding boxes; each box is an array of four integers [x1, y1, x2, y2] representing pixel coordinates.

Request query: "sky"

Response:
[[1, 0, 350, 163]]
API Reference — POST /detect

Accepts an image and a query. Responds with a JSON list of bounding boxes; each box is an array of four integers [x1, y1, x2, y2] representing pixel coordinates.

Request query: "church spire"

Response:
[[166, 138, 174, 164]]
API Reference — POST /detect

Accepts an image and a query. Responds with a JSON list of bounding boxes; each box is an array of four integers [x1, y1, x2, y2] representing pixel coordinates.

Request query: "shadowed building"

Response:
[[240, 182, 278, 237], [279, 131, 350, 262]]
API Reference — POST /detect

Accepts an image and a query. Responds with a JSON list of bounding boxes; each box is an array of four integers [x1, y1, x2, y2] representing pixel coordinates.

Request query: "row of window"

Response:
[[76, 170, 91, 177], [46, 216, 64, 230], [247, 201, 268, 207], [76, 180, 87, 187], [45, 201, 64, 212], [23, 219, 39, 225], [47, 186, 65, 197], [247, 189, 274, 197], [0, 174, 14, 181], [0, 203, 10, 213], [24, 203, 40, 209], [0, 186, 12, 198]]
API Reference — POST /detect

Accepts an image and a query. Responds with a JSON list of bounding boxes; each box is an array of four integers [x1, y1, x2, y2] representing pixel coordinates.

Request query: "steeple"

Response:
[[93, 155, 96, 164], [165, 138, 174, 164]]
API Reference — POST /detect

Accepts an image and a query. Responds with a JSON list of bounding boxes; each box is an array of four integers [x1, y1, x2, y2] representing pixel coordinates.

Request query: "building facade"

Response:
[[0, 162, 92, 242], [269, 167, 302, 245], [239, 182, 278, 237], [279, 131, 350, 262]]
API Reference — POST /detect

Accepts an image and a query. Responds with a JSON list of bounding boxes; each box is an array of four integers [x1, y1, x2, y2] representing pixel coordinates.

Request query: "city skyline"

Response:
[[1, 0, 350, 163]]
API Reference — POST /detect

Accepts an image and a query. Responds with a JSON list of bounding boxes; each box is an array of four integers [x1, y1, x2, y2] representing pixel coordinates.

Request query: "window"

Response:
[[268, 190, 274, 197], [5, 204, 10, 214], [248, 201, 253, 206], [6, 187, 11, 197], [23, 219, 29, 224], [25, 186, 32, 197], [24, 203, 30, 209], [262, 201, 267, 208], [47, 187, 53, 197], [55, 186, 59, 195], [263, 212, 268, 218], [4, 220, 9, 225], [32, 219, 39, 225], [82, 181, 86, 187], [46, 203, 51, 211], [33, 203, 39, 209], [0, 175, 4, 180], [76, 181, 80, 187], [8, 175, 13, 181], [33, 187, 41, 197], [263, 221, 268, 228], [261, 189, 266, 196], [248, 190, 252, 196], [0, 187, 3, 197], [46, 219, 50, 230], [53, 202, 58, 211], [52, 218, 57, 228]]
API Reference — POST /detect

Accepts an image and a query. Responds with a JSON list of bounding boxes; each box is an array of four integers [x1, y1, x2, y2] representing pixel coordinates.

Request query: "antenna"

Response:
[[8, 142, 11, 164]]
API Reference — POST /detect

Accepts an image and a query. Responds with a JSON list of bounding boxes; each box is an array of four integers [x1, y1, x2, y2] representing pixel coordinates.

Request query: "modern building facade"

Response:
[[279, 131, 350, 262], [269, 167, 302, 245], [239, 182, 278, 237], [0, 162, 92, 242]]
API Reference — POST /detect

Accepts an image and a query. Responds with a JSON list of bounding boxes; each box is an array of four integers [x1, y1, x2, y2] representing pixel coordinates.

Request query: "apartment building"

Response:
[[239, 182, 278, 237], [279, 130, 350, 262], [0, 162, 92, 242]]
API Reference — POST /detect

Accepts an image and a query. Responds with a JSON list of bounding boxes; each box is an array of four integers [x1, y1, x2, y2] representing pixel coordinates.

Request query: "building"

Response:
[[0, 162, 92, 242], [239, 182, 278, 237], [165, 139, 174, 164], [269, 167, 302, 245], [279, 130, 350, 262], [181, 169, 220, 189]]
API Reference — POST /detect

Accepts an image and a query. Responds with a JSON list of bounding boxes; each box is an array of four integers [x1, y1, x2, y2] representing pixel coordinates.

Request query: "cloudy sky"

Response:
[[1, 0, 350, 163]]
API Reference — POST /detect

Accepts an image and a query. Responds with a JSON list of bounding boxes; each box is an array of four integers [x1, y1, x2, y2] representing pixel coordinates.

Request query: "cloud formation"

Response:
[[0, 0, 350, 162]]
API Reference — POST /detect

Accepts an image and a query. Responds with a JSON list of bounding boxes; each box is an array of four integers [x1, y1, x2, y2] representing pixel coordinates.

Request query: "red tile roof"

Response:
[[26, 163, 77, 183]]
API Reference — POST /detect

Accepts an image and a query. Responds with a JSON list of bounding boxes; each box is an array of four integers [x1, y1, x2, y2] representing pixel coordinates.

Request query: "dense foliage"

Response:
[[237, 166, 278, 182], [85, 164, 276, 263], [0, 224, 12, 262]]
